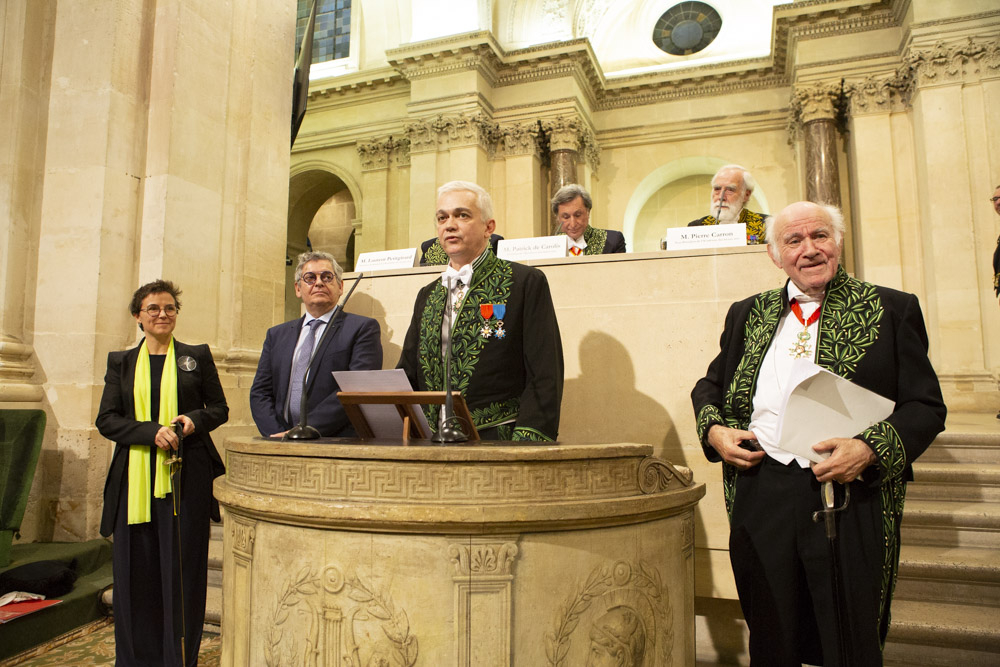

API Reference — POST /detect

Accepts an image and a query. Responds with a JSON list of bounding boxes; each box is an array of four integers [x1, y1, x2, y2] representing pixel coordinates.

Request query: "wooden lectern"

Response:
[[337, 391, 480, 444]]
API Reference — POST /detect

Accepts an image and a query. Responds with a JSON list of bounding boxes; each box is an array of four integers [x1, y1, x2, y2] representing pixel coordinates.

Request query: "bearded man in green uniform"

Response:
[[691, 201, 946, 665], [399, 181, 563, 441], [687, 164, 767, 245]]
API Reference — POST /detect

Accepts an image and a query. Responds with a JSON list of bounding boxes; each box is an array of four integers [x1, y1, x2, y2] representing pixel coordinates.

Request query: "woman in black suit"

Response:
[[96, 280, 228, 666]]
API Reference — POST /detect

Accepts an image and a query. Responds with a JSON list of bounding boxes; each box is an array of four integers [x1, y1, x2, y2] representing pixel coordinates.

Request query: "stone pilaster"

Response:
[[450, 538, 519, 667], [0, 1, 51, 405]]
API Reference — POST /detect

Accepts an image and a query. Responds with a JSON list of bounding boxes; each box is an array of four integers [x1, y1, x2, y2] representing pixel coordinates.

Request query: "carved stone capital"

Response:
[[791, 82, 843, 124], [541, 115, 600, 170], [788, 82, 846, 143], [846, 71, 912, 116], [497, 121, 542, 158], [449, 539, 519, 578], [404, 113, 500, 155], [357, 136, 409, 170], [357, 139, 391, 171], [906, 37, 1000, 88]]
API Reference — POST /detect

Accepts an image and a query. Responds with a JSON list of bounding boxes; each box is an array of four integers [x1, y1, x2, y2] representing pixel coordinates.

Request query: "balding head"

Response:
[[765, 201, 845, 298]]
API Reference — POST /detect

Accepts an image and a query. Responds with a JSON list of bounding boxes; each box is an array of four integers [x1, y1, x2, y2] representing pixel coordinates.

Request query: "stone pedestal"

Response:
[[215, 437, 704, 667]]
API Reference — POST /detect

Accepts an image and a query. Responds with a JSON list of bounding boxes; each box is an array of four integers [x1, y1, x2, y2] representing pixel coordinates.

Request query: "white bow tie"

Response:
[[441, 264, 473, 288]]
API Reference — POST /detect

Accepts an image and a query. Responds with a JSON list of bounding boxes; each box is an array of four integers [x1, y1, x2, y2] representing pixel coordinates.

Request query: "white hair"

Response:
[[765, 202, 846, 249], [437, 181, 494, 222]]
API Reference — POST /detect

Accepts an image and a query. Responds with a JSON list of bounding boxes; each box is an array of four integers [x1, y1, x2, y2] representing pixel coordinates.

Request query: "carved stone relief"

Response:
[[497, 121, 543, 159], [230, 515, 256, 560], [546, 560, 672, 667], [265, 565, 418, 667], [450, 539, 519, 577], [638, 457, 694, 493]]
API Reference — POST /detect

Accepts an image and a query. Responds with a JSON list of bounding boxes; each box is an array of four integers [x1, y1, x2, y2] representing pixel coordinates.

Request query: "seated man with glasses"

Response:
[[250, 251, 383, 438]]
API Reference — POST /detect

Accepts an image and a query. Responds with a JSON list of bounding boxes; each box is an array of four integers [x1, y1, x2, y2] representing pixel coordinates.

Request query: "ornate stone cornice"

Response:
[[357, 136, 410, 171], [387, 31, 504, 88], [404, 112, 501, 156], [904, 36, 1000, 88]]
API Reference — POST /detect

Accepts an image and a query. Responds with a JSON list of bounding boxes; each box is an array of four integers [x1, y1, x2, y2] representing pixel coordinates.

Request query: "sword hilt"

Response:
[[813, 481, 850, 540]]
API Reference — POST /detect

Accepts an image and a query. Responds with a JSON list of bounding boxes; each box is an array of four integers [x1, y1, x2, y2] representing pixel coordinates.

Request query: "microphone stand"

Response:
[[284, 272, 364, 441], [432, 276, 468, 444], [813, 480, 852, 667]]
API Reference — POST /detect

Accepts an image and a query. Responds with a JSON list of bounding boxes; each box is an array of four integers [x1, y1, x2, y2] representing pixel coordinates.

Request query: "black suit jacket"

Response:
[[602, 229, 626, 254], [96, 340, 228, 537], [249, 311, 382, 437]]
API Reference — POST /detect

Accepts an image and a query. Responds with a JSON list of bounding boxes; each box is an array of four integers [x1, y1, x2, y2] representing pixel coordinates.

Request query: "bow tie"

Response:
[[441, 264, 473, 288]]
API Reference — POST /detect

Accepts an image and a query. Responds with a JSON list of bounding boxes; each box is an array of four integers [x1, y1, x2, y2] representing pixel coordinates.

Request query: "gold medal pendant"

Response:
[[789, 330, 812, 358]]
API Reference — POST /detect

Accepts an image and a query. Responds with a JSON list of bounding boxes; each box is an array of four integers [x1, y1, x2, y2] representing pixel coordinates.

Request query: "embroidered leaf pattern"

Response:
[[583, 226, 608, 255], [416, 253, 513, 430], [422, 240, 449, 265]]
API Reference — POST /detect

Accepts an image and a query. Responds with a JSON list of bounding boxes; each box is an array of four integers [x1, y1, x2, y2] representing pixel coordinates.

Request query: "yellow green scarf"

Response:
[[127, 338, 177, 524]]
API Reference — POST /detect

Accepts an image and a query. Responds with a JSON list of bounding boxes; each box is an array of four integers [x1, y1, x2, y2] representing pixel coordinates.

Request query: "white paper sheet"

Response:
[[332, 369, 432, 439], [775, 360, 895, 464]]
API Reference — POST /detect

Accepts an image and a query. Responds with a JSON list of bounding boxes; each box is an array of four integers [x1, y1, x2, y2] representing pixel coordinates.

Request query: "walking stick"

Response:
[[167, 423, 187, 665], [813, 480, 851, 667]]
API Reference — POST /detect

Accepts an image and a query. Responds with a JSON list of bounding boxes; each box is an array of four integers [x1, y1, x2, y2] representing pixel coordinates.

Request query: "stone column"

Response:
[[791, 83, 843, 207], [0, 1, 52, 405], [542, 115, 600, 235], [544, 117, 582, 235]]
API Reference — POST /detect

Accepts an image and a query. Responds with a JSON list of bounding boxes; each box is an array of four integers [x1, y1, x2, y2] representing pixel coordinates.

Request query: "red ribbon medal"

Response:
[[480, 304, 494, 320]]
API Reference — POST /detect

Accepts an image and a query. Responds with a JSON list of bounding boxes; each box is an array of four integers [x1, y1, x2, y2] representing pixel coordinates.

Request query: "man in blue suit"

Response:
[[250, 251, 382, 438]]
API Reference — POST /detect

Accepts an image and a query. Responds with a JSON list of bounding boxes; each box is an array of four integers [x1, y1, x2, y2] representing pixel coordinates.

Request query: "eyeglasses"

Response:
[[142, 304, 178, 317], [991, 197, 1000, 204], [300, 271, 337, 285]]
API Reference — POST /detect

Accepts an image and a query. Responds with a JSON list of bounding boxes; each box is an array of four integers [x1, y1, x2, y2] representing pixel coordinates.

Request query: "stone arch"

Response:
[[286, 161, 362, 320], [622, 156, 771, 252]]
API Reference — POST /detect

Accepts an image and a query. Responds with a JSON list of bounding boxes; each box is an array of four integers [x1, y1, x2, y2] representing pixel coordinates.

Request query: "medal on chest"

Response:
[[479, 303, 506, 339], [788, 299, 820, 359]]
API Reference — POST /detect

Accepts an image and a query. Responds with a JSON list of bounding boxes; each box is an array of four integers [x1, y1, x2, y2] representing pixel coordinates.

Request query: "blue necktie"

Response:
[[288, 319, 320, 423]]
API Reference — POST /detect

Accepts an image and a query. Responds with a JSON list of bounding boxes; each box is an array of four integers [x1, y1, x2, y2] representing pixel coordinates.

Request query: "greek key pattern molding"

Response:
[[225, 455, 642, 502]]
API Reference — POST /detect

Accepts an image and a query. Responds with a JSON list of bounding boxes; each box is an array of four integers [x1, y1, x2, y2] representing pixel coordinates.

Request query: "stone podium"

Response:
[[215, 437, 705, 667]]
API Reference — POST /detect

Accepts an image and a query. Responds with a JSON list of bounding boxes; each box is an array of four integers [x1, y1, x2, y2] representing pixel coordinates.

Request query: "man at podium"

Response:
[[399, 181, 563, 441]]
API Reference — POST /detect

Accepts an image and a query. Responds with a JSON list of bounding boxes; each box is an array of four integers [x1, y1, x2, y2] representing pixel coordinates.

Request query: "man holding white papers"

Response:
[[691, 201, 946, 666], [399, 181, 563, 441], [687, 164, 766, 245]]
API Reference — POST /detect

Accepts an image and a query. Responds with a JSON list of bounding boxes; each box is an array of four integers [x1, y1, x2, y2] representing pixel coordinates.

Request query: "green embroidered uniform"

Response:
[[563, 226, 627, 255], [687, 208, 767, 245], [399, 249, 563, 441], [691, 266, 945, 660]]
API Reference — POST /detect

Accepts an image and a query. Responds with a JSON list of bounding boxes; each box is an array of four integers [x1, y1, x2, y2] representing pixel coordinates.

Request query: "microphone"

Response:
[[432, 275, 468, 444], [716, 202, 723, 222], [284, 272, 364, 441]]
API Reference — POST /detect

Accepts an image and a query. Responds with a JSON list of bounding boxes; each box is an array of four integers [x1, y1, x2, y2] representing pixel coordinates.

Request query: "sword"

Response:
[[166, 422, 187, 665], [813, 480, 851, 667]]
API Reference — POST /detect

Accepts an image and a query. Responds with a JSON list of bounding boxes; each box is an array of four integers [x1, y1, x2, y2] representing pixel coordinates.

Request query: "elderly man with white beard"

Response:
[[687, 164, 767, 245]]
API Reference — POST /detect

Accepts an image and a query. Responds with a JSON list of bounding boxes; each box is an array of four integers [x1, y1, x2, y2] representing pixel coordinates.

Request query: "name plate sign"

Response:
[[497, 235, 568, 261], [664, 223, 747, 250], [354, 248, 418, 271]]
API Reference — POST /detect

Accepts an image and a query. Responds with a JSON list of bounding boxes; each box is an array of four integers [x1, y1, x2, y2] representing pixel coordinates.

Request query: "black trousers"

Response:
[[729, 456, 885, 666], [112, 446, 213, 667]]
